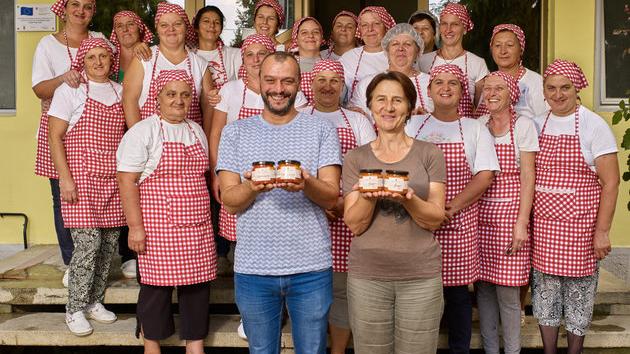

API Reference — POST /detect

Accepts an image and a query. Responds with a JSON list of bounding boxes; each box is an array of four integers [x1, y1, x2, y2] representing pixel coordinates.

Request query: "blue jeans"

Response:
[[234, 268, 333, 354], [50, 178, 73, 265], [444, 285, 473, 354]]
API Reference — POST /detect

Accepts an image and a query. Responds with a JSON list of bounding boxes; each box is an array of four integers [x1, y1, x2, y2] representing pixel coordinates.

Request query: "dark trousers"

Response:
[[210, 193, 230, 257], [50, 178, 73, 265], [444, 285, 472, 354], [117, 226, 135, 263]]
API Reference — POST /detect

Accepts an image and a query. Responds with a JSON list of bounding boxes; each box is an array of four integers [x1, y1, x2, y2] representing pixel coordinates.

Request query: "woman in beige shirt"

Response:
[[343, 71, 446, 354]]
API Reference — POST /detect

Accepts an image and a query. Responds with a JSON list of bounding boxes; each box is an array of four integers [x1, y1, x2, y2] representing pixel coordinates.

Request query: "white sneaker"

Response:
[[62, 269, 69, 288], [237, 318, 248, 340], [66, 311, 93, 336], [121, 259, 137, 279], [86, 303, 117, 324]]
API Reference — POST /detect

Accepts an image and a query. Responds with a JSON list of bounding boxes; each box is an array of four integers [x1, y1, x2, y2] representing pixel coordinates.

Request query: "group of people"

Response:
[[31, 1, 620, 354]]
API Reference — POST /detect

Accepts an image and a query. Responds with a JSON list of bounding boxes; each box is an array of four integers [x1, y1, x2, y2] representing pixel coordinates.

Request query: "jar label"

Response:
[[252, 167, 275, 182], [359, 175, 382, 190], [384, 177, 407, 193], [276, 166, 302, 180]]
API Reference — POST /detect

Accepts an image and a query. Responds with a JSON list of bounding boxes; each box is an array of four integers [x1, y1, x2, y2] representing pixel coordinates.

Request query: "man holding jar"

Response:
[[216, 51, 342, 354]]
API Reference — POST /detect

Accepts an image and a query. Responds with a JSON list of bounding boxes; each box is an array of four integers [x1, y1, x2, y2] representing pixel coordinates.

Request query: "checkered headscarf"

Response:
[[491, 24, 525, 54], [71, 38, 114, 75], [356, 6, 396, 39], [110, 11, 154, 76], [429, 64, 474, 117], [255, 0, 286, 25], [289, 17, 323, 52], [311, 59, 345, 82], [155, 2, 196, 49], [240, 33, 277, 57], [440, 2, 474, 32], [50, 0, 95, 19], [543, 59, 589, 92]]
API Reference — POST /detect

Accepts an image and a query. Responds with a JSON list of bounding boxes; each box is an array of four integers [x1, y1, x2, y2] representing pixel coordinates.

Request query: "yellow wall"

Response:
[[1, 0, 629, 246]]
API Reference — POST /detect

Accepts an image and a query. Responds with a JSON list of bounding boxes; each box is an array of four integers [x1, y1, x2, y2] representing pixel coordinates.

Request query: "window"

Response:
[[595, 0, 630, 109], [1, 1, 16, 113]]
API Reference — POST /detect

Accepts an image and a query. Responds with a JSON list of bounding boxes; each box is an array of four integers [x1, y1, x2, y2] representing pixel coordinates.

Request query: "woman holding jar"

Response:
[[418, 2, 488, 109], [349, 23, 433, 117], [32, 0, 109, 287], [531, 60, 619, 354], [343, 71, 447, 354], [193, 5, 242, 89], [321, 11, 359, 60], [474, 24, 546, 120], [48, 38, 124, 336], [117, 70, 216, 354], [476, 71, 539, 354], [123, 2, 212, 129], [110, 10, 153, 83], [405, 64, 499, 353], [339, 6, 396, 101]]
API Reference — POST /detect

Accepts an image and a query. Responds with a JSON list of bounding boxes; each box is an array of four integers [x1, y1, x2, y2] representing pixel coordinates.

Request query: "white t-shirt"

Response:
[[418, 50, 489, 99], [138, 46, 208, 108], [533, 106, 618, 170], [215, 79, 308, 124], [298, 106, 376, 147], [117, 114, 208, 182], [195, 46, 242, 87], [405, 115, 500, 175], [48, 80, 123, 132], [478, 114, 540, 166], [339, 46, 388, 97], [349, 72, 434, 117], [515, 68, 547, 120], [320, 48, 341, 60], [32, 32, 109, 87]]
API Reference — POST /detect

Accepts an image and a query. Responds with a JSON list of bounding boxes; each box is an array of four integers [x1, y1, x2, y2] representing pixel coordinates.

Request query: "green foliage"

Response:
[[233, 0, 257, 47], [459, 0, 541, 72], [611, 97, 630, 210], [90, 0, 161, 40]]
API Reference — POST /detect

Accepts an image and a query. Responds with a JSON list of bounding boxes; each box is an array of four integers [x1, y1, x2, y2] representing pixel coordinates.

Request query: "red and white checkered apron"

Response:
[[300, 71, 314, 105], [478, 118, 530, 286], [218, 80, 264, 241], [313, 107, 357, 272], [34, 35, 88, 178], [416, 115, 480, 286], [137, 121, 216, 286], [203, 41, 229, 89], [347, 48, 365, 100], [139, 48, 203, 126], [532, 107, 600, 277], [61, 81, 126, 228]]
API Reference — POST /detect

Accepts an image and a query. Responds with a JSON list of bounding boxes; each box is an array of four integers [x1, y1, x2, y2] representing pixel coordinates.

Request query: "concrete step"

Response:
[[1, 312, 629, 349]]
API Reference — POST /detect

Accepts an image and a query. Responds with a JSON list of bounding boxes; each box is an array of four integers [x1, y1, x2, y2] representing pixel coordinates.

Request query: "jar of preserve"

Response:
[[276, 160, 302, 183], [251, 161, 276, 184], [383, 170, 409, 194], [358, 169, 383, 193]]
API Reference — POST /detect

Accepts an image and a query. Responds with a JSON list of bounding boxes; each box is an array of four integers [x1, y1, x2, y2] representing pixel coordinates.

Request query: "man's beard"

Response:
[[262, 90, 297, 116]]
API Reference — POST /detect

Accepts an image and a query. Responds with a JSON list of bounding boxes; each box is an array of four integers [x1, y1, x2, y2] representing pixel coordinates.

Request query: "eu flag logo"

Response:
[[20, 7, 34, 16]]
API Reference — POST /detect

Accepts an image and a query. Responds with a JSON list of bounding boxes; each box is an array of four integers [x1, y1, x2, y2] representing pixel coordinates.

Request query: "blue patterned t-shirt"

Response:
[[216, 112, 342, 275]]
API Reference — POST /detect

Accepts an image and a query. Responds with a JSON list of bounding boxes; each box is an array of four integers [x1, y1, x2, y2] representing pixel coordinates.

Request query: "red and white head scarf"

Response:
[[155, 2, 196, 49], [71, 37, 114, 75], [543, 59, 589, 92], [50, 0, 95, 19], [484, 71, 521, 119], [289, 17, 323, 53], [311, 59, 345, 82], [490, 24, 525, 54], [356, 6, 396, 39], [440, 2, 474, 32], [110, 11, 154, 75], [153, 70, 194, 114], [240, 33, 277, 58], [429, 64, 474, 117], [255, 0, 286, 26], [326, 10, 358, 57]]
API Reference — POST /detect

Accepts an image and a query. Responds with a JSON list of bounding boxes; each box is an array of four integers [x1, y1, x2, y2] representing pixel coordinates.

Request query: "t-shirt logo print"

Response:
[[377, 199, 409, 223]]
